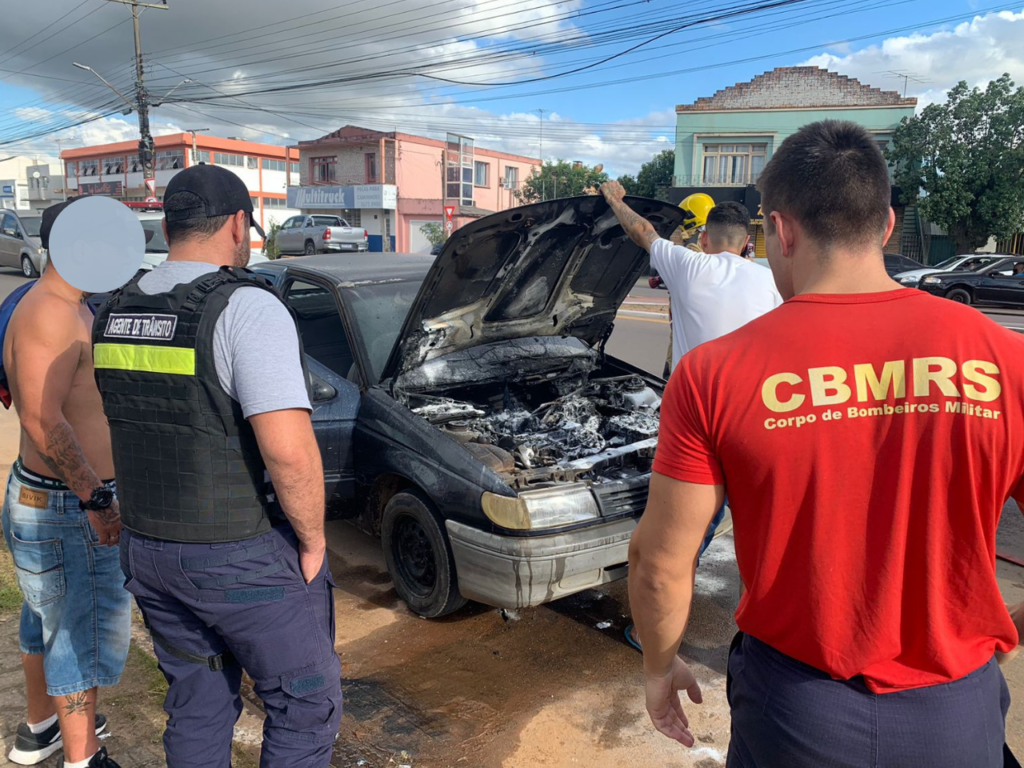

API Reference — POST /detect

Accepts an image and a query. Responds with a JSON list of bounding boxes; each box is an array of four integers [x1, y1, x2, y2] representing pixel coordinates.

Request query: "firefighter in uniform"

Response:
[[92, 165, 341, 768]]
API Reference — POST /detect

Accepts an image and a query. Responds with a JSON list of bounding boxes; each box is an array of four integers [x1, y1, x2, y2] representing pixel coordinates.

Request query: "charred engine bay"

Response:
[[407, 372, 662, 488]]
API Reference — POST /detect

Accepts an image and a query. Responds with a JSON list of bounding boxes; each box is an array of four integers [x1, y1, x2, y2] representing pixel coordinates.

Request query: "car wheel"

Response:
[[21, 255, 38, 278], [381, 490, 466, 618], [304, 240, 317, 255], [946, 288, 971, 305]]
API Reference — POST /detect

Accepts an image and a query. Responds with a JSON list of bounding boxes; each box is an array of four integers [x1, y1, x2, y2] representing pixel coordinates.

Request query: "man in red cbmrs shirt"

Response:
[[626, 120, 1023, 767]]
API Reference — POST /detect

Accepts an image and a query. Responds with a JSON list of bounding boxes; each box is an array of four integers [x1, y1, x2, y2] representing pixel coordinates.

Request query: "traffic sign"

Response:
[[445, 220, 454, 231], [145, 178, 156, 196], [145, 196, 159, 204], [444, 205, 456, 222]]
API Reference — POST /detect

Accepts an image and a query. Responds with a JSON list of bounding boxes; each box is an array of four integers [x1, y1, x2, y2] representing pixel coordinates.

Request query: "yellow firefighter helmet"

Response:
[[679, 193, 715, 234]]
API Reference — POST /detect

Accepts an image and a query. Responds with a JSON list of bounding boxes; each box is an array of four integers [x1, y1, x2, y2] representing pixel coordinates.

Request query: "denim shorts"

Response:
[[1, 468, 131, 696]]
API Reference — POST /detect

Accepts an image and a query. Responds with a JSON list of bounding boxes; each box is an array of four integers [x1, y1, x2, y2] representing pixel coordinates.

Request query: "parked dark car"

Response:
[[252, 196, 715, 618], [884, 253, 921, 278], [918, 256, 1024, 306]]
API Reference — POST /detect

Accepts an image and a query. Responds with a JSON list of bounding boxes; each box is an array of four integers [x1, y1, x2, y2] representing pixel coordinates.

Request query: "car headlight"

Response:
[[481, 484, 601, 530], [922, 277, 942, 285], [899, 275, 919, 284], [36, 246, 45, 256]]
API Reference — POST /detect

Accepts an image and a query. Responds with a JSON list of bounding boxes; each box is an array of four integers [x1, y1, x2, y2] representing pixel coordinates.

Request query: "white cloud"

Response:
[[802, 9, 1024, 109]]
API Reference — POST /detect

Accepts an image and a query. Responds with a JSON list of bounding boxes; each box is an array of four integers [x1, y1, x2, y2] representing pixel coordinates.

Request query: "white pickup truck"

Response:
[[277, 214, 369, 255]]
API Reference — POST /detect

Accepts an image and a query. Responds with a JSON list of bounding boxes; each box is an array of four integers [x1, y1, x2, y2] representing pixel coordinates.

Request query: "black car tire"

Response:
[[946, 288, 972, 305], [304, 240, 317, 256], [381, 490, 466, 618], [21, 255, 38, 278]]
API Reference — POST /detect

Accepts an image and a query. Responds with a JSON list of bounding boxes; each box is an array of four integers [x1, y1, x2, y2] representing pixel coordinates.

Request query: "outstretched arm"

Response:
[[601, 181, 659, 251]]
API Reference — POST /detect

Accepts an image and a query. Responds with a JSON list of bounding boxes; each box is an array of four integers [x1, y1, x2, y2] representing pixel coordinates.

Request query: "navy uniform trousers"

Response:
[[120, 524, 343, 768], [726, 632, 1011, 768]]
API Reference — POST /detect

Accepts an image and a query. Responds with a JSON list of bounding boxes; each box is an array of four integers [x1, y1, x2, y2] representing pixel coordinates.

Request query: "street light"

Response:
[[73, 62, 135, 115]]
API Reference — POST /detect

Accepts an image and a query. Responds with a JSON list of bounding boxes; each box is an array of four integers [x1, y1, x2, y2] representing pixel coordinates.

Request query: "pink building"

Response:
[[290, 126, 540, 252]]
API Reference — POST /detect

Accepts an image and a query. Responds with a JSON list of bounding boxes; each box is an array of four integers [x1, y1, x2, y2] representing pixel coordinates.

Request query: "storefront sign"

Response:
[[288, 184, 397, 210], [80, 180, 124, 196]]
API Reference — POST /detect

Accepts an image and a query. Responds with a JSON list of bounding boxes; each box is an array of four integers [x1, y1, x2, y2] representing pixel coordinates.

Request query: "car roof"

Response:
[[260, 253, 432, 286]]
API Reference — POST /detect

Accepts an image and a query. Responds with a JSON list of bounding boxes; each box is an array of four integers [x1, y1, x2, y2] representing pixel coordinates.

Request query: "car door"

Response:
[[281, 275, 361, 515], [979, 260, 1024, 306], [277, 216, 300, 253], [0, 213, 20, 268]]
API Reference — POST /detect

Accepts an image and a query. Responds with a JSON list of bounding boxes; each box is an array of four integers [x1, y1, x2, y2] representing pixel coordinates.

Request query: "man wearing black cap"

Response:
[[2, 196, 128, 768], [90, 165, 342, 768]]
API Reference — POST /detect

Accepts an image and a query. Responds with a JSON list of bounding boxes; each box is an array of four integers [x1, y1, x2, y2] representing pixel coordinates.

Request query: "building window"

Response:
[[213, 152, 244, 167], [195, 150, 211, 164], [365, 153, 377, 183], [290, 162, 300, 175], [263, 159, 287, 172], [79, 159, 99, 177], [251, 196, 261, 211], [702, 144, 767, 184], [156, 150, 185, 171], [474, 161, 489, 187], [66, 161, 77, 178], [104, 157, 124, 175], [503, 166, 519, 188], [311, 156, 336, 184], [264, 197, 287, 209], [246, 156, 258, 169], [128, 155, 143, 173]]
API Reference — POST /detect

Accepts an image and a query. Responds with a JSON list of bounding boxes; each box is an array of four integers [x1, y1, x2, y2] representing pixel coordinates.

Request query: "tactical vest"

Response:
[[92, 267, 305, 543]]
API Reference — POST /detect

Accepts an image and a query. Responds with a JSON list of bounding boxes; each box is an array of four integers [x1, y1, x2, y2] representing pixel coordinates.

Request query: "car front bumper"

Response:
[[445, 516, 636, 609]]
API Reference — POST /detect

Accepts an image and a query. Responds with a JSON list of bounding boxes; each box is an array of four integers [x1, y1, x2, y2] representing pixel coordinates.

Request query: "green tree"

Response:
[[261, 217, 282, 260], [618, 174, 639, 195], [631, 149, 675, 199], [888, 74, 1024, 254], [420, 221, 445, 248], [516, 160, 610, 203]]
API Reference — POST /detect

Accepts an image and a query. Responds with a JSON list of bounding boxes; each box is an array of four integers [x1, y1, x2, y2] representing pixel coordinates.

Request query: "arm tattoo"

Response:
[[40, 422, 102, 499], [62, 691, 90, 717], [611, 199, 659, 250]]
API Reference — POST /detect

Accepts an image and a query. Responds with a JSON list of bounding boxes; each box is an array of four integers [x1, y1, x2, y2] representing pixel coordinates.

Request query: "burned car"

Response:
[[255, 196, 711, 617]]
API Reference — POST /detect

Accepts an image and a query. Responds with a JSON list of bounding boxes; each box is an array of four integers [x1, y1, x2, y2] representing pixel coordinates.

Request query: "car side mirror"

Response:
[[310, 374, 336, 403]]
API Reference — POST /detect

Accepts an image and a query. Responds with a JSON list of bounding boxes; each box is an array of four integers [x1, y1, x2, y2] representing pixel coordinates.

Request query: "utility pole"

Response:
[[76, 0, 170, 201], [185, 128, 209, 166], [536, 108, 546, 201], [54, 135, 75, 201]]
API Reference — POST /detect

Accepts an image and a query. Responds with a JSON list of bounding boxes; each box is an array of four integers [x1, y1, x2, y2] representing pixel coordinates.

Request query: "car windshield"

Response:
[[139, 219, 169, 253], [933, 257, 963, 269], [19, 216, 42, 238], [341, 279, 423, 383]]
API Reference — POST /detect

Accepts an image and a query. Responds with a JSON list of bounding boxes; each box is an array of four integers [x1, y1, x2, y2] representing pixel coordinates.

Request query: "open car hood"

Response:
[[381, 196, 685, 382]]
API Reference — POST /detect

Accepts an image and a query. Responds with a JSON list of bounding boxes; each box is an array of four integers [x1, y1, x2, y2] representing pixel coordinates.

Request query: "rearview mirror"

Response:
[[310, 374, 336, 403]]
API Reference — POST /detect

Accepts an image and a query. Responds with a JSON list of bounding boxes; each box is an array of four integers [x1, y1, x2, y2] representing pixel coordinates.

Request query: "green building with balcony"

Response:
[[671, 67, 920, 259]]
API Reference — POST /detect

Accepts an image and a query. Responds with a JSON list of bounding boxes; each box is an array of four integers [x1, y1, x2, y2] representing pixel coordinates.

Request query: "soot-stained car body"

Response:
[[256, 196, 703, 617]]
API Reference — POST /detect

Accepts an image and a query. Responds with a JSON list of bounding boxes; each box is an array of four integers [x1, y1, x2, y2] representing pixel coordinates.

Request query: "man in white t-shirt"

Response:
[[604, 185, 783, 370], [600, 182, 782, 650]]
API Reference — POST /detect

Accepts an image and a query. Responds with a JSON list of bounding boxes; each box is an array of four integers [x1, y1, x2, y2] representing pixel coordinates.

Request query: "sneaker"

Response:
[[8, 714, 107, 765], [57, 746, 121, 768]]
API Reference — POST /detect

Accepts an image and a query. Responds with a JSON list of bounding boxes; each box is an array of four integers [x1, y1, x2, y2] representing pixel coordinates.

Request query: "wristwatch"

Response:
[[79, 486, 115, 512]]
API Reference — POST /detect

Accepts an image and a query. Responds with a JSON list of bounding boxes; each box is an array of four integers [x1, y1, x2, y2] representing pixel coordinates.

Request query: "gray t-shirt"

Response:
[[137, 260, 311, 418]]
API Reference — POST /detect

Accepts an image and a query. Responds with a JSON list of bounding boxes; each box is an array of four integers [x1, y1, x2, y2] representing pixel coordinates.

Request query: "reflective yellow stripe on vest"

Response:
[[93, 343, 196, 376]]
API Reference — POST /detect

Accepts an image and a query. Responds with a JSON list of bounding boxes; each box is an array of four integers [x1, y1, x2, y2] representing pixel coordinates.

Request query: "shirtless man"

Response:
[[1, 199, 128, 768]]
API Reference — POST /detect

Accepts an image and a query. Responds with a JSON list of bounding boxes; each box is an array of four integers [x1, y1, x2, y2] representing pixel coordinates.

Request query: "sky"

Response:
[[0, 0, 1022, 177]]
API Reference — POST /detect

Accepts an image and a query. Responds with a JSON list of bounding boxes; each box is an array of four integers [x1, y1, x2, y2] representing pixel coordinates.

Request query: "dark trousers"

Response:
[[726, 632, 1010, 768], [120, 526, 343, 768]]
